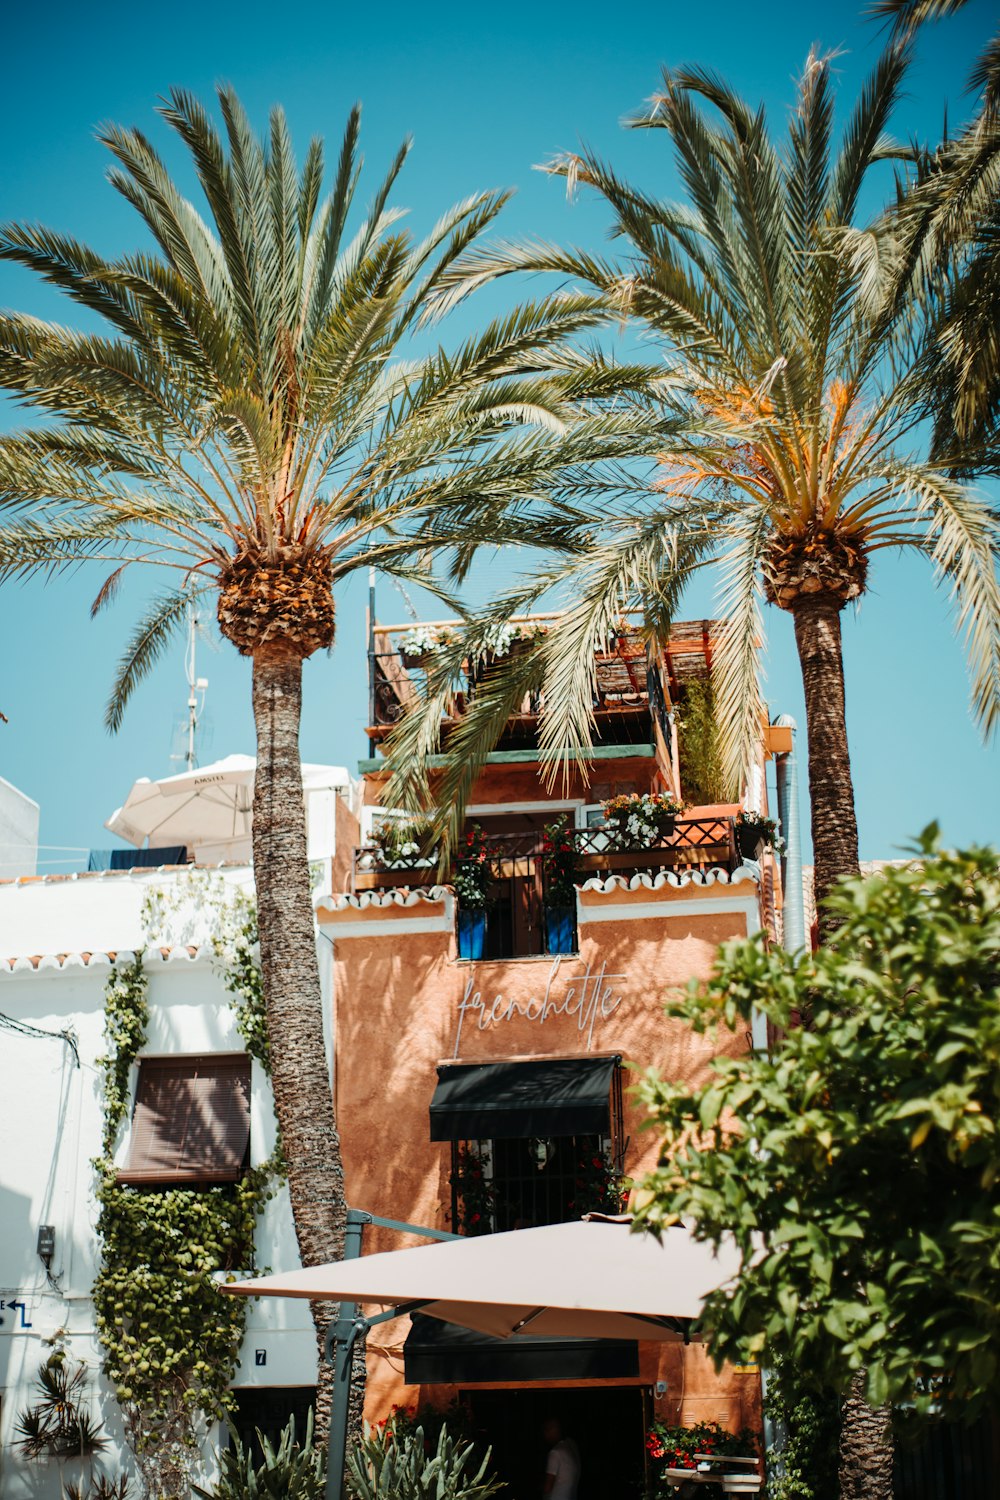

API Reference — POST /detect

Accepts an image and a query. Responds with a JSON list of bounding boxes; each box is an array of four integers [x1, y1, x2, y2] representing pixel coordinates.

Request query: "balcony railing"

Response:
[[368, 614, 657, 742], [353, 816, 742, 958]]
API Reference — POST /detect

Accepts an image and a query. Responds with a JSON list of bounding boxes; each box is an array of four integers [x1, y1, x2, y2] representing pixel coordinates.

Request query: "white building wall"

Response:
[[0, 870, 316, 1498], [0, 777, 39, 881]]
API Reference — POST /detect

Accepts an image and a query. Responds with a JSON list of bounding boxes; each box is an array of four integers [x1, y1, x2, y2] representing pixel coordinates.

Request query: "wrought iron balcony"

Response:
[[352, 816, 743, 958]]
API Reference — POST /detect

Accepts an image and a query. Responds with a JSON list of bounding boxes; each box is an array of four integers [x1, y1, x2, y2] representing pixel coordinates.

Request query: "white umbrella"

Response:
[[105, 755, 353, 861], [221, 1216, 740, 1341]]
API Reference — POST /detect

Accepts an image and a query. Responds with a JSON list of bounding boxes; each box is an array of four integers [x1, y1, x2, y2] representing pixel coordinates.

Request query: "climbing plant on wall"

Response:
[[675, 679, 728, 806], [93, 884, 282, 1497], [143, 873, 269, 1069]]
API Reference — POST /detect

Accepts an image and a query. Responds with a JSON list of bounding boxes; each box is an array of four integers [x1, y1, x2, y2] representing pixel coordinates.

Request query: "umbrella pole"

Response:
[[324, 1208, 458, 1500], [325, 1209, 369, 1500]]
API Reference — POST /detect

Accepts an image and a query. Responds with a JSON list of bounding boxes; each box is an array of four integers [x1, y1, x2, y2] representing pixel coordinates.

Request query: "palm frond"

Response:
[[105, 587, 208, 732], [711, 517, 771, 794], [898, 465, 1000, 734]]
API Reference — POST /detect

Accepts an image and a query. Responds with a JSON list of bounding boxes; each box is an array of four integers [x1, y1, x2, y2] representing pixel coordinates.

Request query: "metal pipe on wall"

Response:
[[774, 714, 805, 955]]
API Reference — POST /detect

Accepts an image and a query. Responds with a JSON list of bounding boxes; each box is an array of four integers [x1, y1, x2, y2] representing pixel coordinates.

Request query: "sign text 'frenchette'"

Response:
[[453, 959, 626, 1055]]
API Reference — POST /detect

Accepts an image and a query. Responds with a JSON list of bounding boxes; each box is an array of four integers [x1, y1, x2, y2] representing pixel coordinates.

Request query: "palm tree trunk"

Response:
[[791, 597, 893, 1499], [839, 1372, 894, 1499], [251, 646, 349, 1439], [790, 594, 860, 920]]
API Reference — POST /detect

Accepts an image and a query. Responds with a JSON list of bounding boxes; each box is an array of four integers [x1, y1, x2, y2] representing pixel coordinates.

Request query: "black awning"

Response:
[[403, 1313, 638, 1385], [429, 1056, 619, 1141]]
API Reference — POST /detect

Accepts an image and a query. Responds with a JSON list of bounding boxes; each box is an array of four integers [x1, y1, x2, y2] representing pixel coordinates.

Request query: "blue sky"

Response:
[[0, 0, 996, 869]]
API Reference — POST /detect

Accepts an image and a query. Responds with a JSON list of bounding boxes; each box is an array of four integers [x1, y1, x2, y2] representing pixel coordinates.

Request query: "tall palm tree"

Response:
[[0, 87, 656, 1423], [382, 48, 1000, 1500], [390, 45, 1000, 915], [876, 0, 1000, 471]]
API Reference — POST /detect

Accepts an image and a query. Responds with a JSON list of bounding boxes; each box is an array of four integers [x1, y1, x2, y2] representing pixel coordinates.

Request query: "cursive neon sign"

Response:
[[452, 958, 626, 1056]]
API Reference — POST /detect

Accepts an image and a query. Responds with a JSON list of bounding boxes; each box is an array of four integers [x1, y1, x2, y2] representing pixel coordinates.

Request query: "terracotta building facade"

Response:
[[317, 614, 790, 1494]]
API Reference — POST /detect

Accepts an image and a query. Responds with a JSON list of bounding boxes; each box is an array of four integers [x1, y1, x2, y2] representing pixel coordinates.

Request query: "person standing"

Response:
[[542, 1417, 580, 1500]]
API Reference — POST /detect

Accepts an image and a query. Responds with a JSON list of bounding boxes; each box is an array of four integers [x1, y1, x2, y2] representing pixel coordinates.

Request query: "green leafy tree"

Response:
[[0, 86, 655, 1421], [634, 832, 1000, 1494]]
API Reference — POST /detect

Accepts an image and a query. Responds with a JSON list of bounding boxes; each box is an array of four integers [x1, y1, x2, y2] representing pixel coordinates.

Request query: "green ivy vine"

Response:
[[93, 884, 282, 1491], [99, 955, 150, 1154], [211, 889, 269, 1071]]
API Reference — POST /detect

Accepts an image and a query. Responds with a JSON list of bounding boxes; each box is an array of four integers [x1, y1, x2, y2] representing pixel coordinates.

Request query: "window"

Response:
[[117, 1054, 251, 1187], [229, 1388, 316, 1465], [452, 1132, 622, 1234], [433, 1056, 626, 1234]]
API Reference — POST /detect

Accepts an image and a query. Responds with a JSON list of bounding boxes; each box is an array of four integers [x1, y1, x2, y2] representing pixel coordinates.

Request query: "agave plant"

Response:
[[63, 1477, 133, 1500], [345, 1417, 503, 1500], [193, 1411, 325, 1500]]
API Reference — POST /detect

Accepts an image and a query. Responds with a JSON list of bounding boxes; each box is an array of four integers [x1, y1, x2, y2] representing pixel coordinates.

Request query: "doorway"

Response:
[[229, 1386, 316, 1464], [466, 1385, 647, 1500]]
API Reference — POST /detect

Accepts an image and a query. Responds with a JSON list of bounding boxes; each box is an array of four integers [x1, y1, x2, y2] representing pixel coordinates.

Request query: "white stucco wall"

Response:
[[0, 868, 317, 1498], [0, 777, 39, 881]]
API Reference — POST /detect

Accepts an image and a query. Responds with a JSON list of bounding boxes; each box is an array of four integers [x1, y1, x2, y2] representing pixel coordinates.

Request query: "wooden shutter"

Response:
[[117, 1054, 251, 1186]]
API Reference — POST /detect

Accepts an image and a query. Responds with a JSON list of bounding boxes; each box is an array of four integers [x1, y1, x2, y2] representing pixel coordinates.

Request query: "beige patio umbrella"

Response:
[[221, 1215, 740, 1341], [223, 1213, 746, 1500]]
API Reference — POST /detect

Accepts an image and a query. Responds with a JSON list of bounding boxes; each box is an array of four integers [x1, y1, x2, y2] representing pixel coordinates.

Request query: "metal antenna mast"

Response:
[[171, 598, 209, 771]]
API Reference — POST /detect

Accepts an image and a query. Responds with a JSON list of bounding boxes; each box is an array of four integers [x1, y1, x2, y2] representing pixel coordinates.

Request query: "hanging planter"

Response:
[[457, 908, 487, 960], [397, 626, 448, 670], [544, 908, 576, 955], [735, 812, 779, 861]]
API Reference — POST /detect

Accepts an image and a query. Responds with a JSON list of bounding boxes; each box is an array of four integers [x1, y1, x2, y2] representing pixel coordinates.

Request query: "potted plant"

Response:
[[566, 1147, 624, 1217], [539, 815, 580, 954], [397, 624, 446, 669], [601, 791, 684, 851], [453, 824, 494, 959], [448, 1145, 498, 1236], [735, 810, 779, 861], [644, 1420, 760, 1497], [374, 817, 438, 868]]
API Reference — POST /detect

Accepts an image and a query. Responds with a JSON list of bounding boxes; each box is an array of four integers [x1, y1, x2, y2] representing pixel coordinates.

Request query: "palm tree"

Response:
[[0, 87, 656, 1423], [391, 45, 1000, 916], [875, 0, 1000, 472], [382, 48, 1000, 1499]]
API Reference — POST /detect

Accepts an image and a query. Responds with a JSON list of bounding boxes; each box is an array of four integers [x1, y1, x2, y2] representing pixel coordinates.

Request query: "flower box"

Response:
[[735, 813, 777, 861], [355, 868, 433, 891], [579, 849, 677, 874]]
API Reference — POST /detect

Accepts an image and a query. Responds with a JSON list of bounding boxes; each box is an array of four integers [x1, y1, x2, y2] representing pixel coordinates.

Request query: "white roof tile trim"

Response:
[[0, 947, 207, 975], [316, 886, 451, 913], [578, 865, 760, 895], [0, 860, 251, 888]]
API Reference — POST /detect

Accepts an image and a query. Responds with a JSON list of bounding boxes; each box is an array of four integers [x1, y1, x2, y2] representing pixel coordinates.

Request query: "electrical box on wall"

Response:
[[37, 1225, 55, 1268]]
